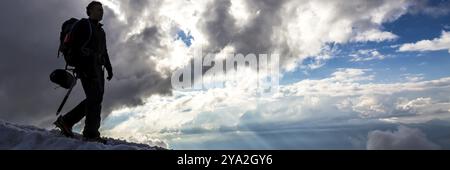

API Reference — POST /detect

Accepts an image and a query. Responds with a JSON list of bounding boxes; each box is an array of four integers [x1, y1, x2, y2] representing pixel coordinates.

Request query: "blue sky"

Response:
[[176, 30, 194, 47]]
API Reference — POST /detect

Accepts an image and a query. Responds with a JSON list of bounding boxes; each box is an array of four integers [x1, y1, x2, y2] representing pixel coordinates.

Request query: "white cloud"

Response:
[[386, 97, 450, 123], [98, 0, 212, 77], [275, 0, 409, 70], [103, 0, 412, 74], [350, 49, 387, 62], [367, 126, 441, 150], [284, 74, 450, 100], [398, 31, 450, 53], [402, 74, 425, 82], [98, 0, 127, 23], [396, 97, 433, 113], [352, 29, 398, 42], [100, 0, 407, 74], [331, 68, 373, 82], [101, 66, 450, 146], [352, 95, 388, 118], [229, 0, 254, 28]]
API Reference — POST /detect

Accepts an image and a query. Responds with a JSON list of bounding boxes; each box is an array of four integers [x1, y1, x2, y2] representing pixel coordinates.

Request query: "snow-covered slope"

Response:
[[0, 120, 166, 150]]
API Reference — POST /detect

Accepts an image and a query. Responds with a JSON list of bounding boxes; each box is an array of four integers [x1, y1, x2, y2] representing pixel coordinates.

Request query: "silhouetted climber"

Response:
[[54, 1, 113, 144]]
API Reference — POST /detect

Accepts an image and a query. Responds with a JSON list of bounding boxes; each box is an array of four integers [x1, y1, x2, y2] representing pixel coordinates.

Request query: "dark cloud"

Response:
[[179, 0, 287, 85], [0, 0, 85, 125], [201, 0, 236, 52], [0, 0, 171, 127], [234, 0, 285, 54], [367, 125, 441, 150], [200, 0, 285, 55]]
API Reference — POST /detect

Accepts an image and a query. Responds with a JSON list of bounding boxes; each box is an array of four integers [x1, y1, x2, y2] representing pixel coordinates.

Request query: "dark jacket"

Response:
[[71, 18, 112, 78]]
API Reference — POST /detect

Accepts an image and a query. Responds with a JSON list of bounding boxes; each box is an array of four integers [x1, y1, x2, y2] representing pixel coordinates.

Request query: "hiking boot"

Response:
[[83, 136, 107, 144], [53, 116, 74, 138]]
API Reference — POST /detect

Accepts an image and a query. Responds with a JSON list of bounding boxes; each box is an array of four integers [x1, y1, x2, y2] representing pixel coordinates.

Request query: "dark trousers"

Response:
[[63, 69, 104, 138]]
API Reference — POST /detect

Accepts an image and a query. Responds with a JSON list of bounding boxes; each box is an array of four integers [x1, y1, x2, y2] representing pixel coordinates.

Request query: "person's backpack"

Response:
[[57, 18, 92, 68], [51, 18, 91, 116]]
